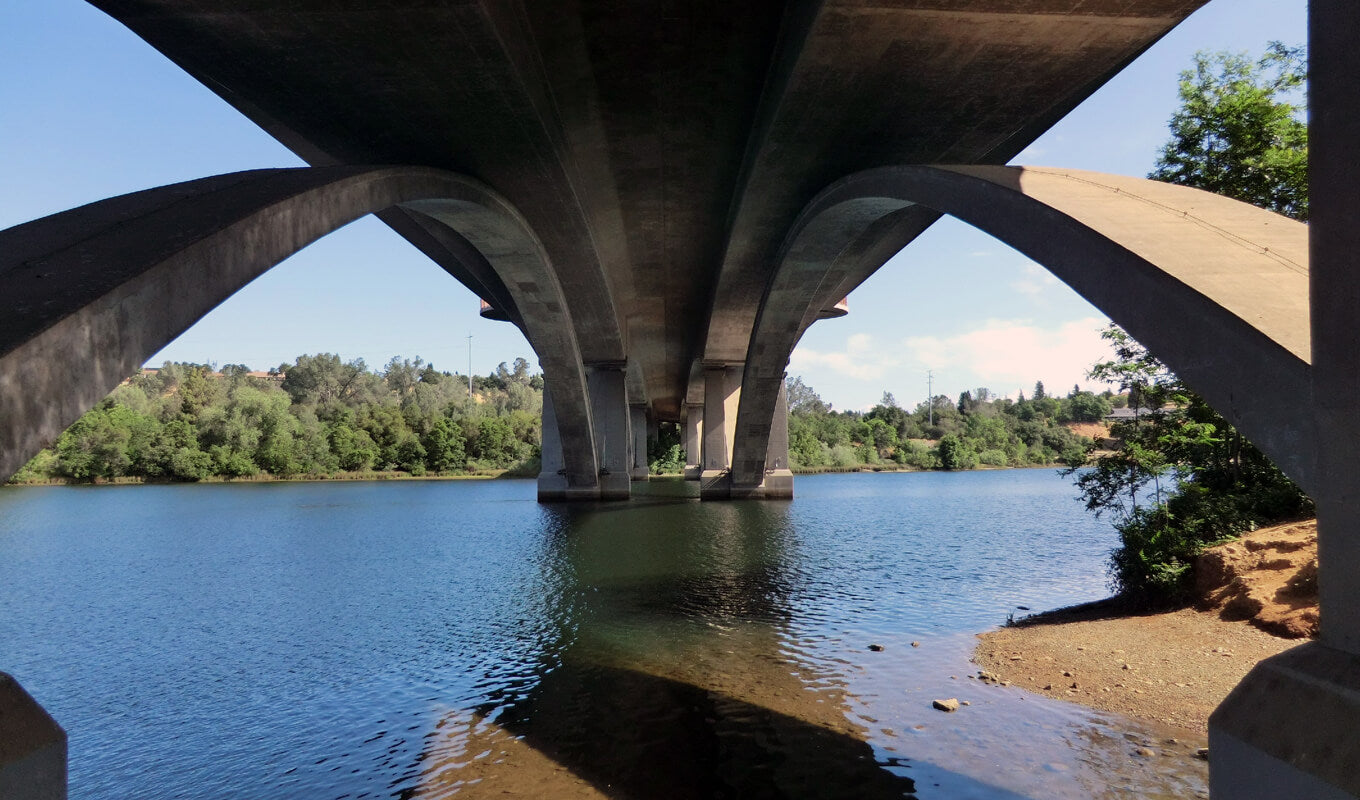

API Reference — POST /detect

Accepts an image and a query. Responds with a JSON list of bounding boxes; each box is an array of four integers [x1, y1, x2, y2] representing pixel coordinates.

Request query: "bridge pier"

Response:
[[537, 388, 606, 501], [1208, 4, 1360, 798], [683, 403, 704, 480], [699, 365, 792, 500], [587, 364, 632, 500], [743, 380, 793, 499], [629, 404, 649, 481], [699, 364, 740, 499]]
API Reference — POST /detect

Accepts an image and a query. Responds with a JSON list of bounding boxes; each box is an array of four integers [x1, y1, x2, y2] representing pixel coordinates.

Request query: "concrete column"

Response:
[[700, 364, 740, 499], [762, 379, 794, 498], [0, 673, 66, 800], [537, 388, 568, 500], [683, 403, 704, 480], [1308, 0, 1360, 658], [1208, 6, 1360, 798], [587, 364, 631, 500], [729, 376, 794, 499], [629, 403, 650, 481]]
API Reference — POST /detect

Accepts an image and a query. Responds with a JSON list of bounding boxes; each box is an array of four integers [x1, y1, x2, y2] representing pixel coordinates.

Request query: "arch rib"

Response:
[[732, 165, 1313, 494], [0, 166, 601, 492]]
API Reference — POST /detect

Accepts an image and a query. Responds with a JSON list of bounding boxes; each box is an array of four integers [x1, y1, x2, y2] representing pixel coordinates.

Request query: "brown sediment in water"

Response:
[[974, 520, 1317, 735], [412, 629, 902, 799]]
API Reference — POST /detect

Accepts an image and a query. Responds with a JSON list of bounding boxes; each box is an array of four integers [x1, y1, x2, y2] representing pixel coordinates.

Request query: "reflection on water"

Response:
[[0, 472, 1207, 798]]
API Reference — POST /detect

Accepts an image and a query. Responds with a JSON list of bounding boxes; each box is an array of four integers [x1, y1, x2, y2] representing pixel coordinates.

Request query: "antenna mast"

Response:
[[927, 370, 934, 426]]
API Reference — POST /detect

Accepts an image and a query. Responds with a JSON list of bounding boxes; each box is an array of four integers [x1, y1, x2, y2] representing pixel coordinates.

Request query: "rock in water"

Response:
[[868, 643, 884, 652], [932, 698, 960, 712]]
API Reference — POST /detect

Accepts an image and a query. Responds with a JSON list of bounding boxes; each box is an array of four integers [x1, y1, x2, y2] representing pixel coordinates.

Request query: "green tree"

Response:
[[1151, 42, 1308, 221], [1068, 326, 1311, 603], [421, 416, 466, 472], [786, 376, 830, 415], [935, 434, 977, 471], [1065, 391, 1113, 423]]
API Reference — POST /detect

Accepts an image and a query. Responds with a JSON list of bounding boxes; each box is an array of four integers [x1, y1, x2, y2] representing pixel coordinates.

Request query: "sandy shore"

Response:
[[973, 599, 1299, 735], [973, 519, 1319, 735]]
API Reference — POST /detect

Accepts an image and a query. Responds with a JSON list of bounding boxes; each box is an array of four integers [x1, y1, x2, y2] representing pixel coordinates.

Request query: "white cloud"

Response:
[[790, 333, 902, 381], [1009, 263, 1060, 297], [902, 317, 1110, 394]]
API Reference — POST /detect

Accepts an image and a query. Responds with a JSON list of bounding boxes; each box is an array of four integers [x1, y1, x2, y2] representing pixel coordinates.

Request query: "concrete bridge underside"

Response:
[[3, 1, 1360, 798]]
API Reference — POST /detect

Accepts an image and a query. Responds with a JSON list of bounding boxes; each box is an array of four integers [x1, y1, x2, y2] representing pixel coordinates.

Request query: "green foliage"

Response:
[[1151, 42, 1308, 221], [935, 434, 978, 471], [784, 375, 1092, 473], [1064, 391, 1112, 423], [422, 417, 466, 473], [1067, 326, 1312, 605], [647, 423, 685, 475], [13, 354, 549, 484]]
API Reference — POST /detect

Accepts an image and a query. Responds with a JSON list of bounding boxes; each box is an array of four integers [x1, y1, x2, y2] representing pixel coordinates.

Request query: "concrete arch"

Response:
[[731, 165, 1312, 494], [0, 165, 602, 491]]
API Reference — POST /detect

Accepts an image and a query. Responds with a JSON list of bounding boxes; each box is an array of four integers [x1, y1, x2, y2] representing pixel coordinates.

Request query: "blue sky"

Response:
[[0, 1, 1306, 411]]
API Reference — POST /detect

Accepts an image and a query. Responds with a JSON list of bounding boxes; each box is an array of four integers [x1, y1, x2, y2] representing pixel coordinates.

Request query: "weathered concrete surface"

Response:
[[731, 166, 1312, 494], [586, 365, 631, 500], [1210, 643, 1360, 799], [84, 0, 1206, 422], [682, 403, 703, 480], [0, 673, 65, 800], [0, 167, 601, 494], [1308, 0, 1360, 659], [699, 364, 740, 500], [629, 405, 649, 481]]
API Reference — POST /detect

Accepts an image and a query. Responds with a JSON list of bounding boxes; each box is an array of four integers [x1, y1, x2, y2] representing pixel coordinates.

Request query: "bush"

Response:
[[978, 449, 1009, 467], [935, 434, 978, 470], [649, 443, 684, 475], [829, 444, 859, 468]]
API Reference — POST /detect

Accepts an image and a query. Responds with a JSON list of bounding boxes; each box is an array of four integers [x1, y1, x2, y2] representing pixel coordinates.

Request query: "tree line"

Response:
[[10, 355, 545, 483], [786, 377, 1112, 471]]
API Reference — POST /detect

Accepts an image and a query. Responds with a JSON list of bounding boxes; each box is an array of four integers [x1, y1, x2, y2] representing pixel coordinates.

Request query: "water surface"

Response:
[[0, 470, 1207, 798]]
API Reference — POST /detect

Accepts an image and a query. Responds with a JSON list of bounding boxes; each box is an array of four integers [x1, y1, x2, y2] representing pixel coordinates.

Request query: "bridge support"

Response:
[[0, 673, 65, 800], [629, 404, 650, 481], [537, 388, 603, 501], [728, 380, 793, 499], [1209, 4, 1360, 798], [683, 403, 704, 480], [700, 365, 792, 500], [587, 364, 632, 500], [699, 364, 740, 499]]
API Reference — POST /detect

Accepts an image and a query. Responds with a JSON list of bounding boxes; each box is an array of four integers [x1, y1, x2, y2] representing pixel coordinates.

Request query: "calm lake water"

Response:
[[0, 471, 1207, 799]]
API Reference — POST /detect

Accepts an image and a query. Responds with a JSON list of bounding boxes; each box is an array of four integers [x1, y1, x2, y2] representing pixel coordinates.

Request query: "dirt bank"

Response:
[[973, 520, 1318, 734]]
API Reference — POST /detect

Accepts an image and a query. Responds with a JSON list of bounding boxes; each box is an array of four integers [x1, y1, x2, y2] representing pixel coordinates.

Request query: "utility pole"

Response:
[[467, 333, 473, 399], [927, 370, 934, 426]]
